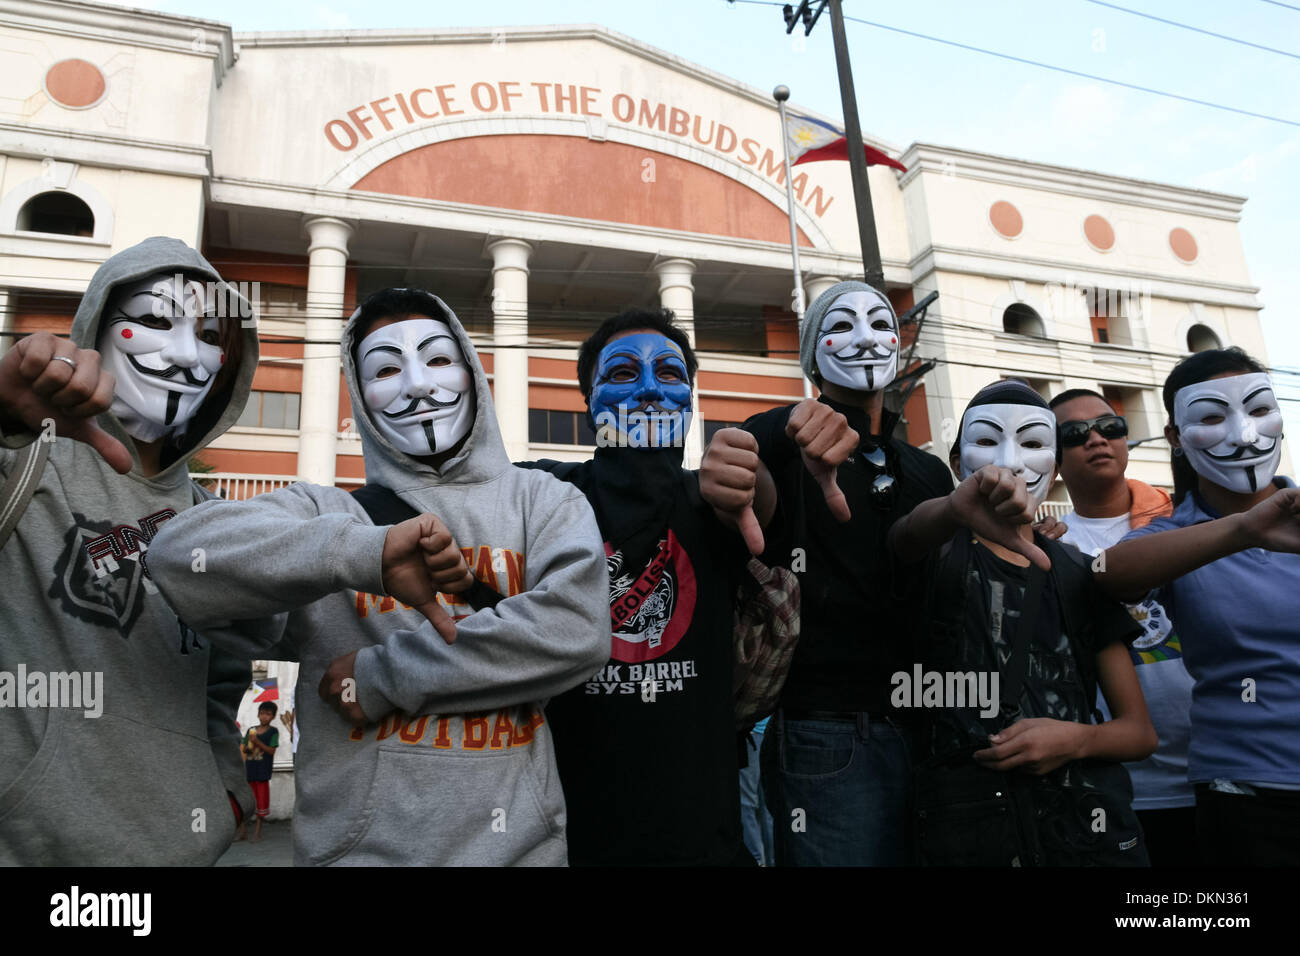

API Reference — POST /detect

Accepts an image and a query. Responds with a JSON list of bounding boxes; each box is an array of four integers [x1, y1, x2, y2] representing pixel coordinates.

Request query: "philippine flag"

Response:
[[784, 112, 907, 173], [253, 678, 279, 702]]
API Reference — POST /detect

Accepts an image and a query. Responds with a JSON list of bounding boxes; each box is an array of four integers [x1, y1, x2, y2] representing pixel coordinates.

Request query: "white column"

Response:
[[300, 217, 352, 485], [487, 238, 531, 462], [0, 289, 11, 357], [656, 258, 704, 468], [804, 275, 841, 312]]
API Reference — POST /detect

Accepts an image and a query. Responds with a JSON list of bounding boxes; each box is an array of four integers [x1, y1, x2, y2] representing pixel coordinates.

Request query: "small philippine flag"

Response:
[[253, 678, 279, 703]]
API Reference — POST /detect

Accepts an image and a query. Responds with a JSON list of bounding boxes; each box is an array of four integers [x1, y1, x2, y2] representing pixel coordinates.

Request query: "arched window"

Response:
[[1186, 323, 1222, 353], [1002, 302, 1045, 337], [16, 191, 94, 237]]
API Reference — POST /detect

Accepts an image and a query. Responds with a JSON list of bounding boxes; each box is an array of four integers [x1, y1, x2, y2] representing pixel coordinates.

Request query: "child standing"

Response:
[[240, 702, 279, 843]]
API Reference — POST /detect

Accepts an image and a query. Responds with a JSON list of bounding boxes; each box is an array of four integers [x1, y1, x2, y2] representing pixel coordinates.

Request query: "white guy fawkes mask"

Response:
[[1174, 372, 1283, 494], [97, 273, 224, 442], [814, 288, 900, 392], [358, 317, 474, 457], [959, 402, 1058, 508]]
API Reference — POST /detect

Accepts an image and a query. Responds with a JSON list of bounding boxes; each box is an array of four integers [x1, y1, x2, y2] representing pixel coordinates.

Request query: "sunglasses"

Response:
[[859, 444, 898, 511], [1058, 414, 1128, 448]]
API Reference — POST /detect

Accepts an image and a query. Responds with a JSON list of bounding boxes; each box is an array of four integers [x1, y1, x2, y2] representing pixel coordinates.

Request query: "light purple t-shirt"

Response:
[[1120, 478, 1300, 789]]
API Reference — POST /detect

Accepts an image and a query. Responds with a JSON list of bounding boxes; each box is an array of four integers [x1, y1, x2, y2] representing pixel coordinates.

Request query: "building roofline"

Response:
[[229, 22, 899, 153], [899, 141, 1248, 219], [0, 0, 236, 80]]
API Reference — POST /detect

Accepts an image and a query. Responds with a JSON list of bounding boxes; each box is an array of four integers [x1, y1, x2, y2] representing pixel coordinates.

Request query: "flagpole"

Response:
[[773, 85, 813, 399]]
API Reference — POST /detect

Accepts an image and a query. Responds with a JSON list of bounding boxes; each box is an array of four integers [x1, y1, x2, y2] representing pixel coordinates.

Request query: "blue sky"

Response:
[[138, 0, 1300, 430]]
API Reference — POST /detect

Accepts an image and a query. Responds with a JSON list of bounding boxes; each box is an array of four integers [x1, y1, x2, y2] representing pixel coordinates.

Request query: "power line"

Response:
[[1084, 0, 1300, 61], [839, 12, 1300, 128], [1258, 0, 1300, 12]]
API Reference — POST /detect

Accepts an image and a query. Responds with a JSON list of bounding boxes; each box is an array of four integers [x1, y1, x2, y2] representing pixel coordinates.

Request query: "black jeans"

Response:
[[1135, 806, 1200, 867], [1195, 783, 1300, 866]]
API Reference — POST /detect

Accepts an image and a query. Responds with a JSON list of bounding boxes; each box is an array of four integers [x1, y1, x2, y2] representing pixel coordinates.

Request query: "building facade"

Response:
[[2, 0, 1288, 514]]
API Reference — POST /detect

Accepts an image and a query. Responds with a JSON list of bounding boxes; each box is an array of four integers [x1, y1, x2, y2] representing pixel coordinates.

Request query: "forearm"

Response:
[[888, 494, 959, 564], [354, 497, 610, 717], [355, 607, 608, 718], [1099, 514, 1248, 602], [148, 485, 388, 629], [1075, 714, 1158, 763]]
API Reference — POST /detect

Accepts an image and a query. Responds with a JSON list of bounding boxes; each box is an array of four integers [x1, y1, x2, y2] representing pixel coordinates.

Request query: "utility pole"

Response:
[[783, 0, 885, 286]]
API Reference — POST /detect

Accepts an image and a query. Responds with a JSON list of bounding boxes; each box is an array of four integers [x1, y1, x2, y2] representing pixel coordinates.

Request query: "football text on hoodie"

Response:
[[146, 291, 610, 866]]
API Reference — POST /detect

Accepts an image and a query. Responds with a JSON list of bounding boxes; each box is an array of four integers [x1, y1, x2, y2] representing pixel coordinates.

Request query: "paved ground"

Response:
[[216, 819, 294, 867]]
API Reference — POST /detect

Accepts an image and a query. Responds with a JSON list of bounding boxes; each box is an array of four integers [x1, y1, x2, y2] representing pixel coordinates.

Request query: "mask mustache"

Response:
[[832, 343, 893, 362], [382, 393, 461, 419], [127, 354, 211, 387], [1202, 439, 1277, 461]]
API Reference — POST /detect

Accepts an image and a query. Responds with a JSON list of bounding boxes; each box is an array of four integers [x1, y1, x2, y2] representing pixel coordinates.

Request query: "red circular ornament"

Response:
[[826, 339, 833, 347], [121, 328, 132, 339], [890, 336, 896, 344]]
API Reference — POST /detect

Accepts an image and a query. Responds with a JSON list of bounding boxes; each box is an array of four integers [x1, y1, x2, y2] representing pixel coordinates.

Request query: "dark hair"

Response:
[[1162, 346, 1267, 504], [351, 287, 452, 354], [1049, 387, 1112, 412], [258, 701, 278, 716], [575, 308, 698, 400]]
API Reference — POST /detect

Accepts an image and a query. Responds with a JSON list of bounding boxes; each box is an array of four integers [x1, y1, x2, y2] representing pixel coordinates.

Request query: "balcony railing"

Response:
[[1036, 500, 1073, 521], [189, 473, 298, 500]]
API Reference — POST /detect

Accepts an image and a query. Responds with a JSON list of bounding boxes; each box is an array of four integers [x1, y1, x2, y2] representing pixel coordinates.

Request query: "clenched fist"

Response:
[[381, 512, 475, 644], [700, 427, 769, 555], [785, 398, 858, 522], [0, 332, 132, 473], [948, 465, 1050, 571]]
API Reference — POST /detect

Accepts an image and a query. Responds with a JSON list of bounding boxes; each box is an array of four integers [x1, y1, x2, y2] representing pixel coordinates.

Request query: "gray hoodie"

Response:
[[0, 237, 260, 865], [146, 293, 610, 866]]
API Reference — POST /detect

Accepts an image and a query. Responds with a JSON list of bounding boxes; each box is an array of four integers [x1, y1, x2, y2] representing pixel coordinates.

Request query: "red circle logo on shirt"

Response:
[[606, 529, 697, 663]]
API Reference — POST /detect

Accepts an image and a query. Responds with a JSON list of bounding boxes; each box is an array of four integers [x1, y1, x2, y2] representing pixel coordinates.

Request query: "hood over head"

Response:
[[340, 289, 510, 491], [73, 236, 258, 479]]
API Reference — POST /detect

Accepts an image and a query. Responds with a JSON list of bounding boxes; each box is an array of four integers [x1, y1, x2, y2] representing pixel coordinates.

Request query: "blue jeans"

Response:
[[739, 727, 775, 866], [760, 712, 911, 866]]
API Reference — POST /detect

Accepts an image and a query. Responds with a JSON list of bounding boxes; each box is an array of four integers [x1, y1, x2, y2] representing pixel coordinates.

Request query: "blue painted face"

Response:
[[590, 331, 693, 449]]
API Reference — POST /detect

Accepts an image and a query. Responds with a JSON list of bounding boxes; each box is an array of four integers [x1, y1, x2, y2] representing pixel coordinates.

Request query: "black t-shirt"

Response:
[[743, 397, 954, 713], [921, 536, 1136, 757], [965, 544, 1093, 724], [529, 459, 747, 866]]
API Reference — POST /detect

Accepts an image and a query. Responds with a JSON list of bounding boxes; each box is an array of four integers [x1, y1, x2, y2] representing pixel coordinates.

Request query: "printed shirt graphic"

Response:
[[50, 509, 180, 639], [607, 529, 696, 663]]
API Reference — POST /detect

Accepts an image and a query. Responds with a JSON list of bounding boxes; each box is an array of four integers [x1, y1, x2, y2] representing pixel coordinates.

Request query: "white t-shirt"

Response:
[[1061, 509, 1196, 811]]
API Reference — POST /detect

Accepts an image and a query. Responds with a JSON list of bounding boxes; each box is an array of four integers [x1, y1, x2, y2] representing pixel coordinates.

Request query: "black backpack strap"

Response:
[[1043, 537, 1105, 723], [999, 551, 1048, 723], [350, 483, 503, 610], [350, 483, 419, 524]]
